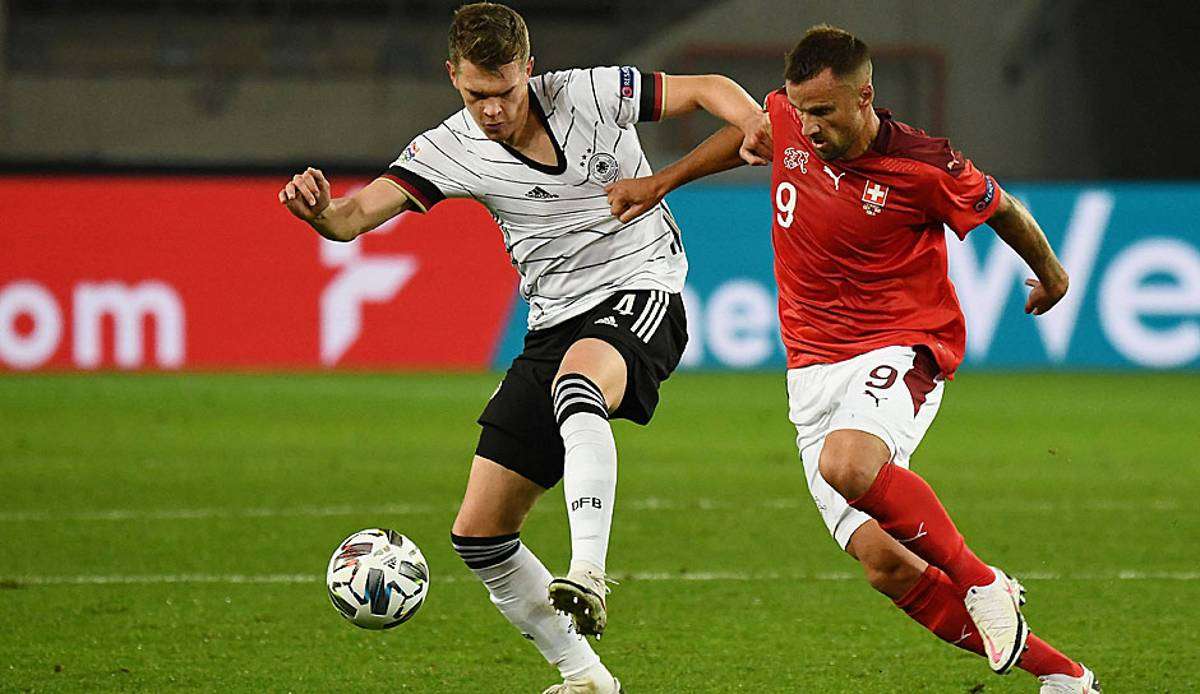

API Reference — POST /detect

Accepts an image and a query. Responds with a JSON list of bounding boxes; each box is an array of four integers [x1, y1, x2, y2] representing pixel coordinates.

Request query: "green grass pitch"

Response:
[[1, 372, 1197, 692]]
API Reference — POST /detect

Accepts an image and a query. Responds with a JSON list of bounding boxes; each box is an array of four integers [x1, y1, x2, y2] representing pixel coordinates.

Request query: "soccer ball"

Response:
[[326, 528, 430, 629]]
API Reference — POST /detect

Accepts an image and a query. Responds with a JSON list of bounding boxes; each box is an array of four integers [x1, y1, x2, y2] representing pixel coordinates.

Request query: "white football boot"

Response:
[[963, 566, 1028, 674], [1038, 664, 1100, 693], [548, 561, 609, 637], [541, 675, 622, 694]]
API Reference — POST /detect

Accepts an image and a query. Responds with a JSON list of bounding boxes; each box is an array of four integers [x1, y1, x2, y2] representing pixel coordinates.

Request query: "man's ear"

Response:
[[446, 60, 457, 86], [526, 57, 534, 78], [859, 82, 874, 108]]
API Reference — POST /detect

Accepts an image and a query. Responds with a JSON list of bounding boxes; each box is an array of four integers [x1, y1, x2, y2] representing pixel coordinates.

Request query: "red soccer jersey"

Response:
[[764, 91, 1003, 377]]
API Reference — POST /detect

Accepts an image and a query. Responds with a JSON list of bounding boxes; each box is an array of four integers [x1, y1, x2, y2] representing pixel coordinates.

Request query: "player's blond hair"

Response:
[[448, 3, 530, 73]]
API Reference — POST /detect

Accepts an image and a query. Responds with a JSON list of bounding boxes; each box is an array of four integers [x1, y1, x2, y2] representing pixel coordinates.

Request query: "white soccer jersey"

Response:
[[382, 66, 687, 330]]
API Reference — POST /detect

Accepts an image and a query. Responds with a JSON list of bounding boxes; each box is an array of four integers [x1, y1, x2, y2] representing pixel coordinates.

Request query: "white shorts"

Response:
[[787, 345, 944, 550]]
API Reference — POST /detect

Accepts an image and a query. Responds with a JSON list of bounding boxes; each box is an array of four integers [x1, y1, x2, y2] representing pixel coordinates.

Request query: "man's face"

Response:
[[784, 67, 871, 161], [448, 58, 533, 142]]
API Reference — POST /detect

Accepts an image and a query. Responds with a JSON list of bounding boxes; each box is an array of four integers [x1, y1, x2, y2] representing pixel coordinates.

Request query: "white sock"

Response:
[[553, 374, 617, 573], [452, 534, 606, 680]]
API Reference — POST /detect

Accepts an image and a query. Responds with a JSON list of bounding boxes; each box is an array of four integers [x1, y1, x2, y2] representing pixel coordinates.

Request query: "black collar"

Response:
[[500, 85, 567, 175]]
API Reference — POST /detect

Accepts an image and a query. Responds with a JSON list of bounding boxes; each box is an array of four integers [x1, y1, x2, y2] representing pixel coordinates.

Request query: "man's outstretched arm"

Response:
[[986, 190, 1069, 315], [607, 123, 753, 223], [279, 166, 414, 242], [657, 75, 770, 162]]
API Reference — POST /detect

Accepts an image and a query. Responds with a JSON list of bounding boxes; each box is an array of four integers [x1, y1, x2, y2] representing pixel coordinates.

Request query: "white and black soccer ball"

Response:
[[326, 528, 429, 630]]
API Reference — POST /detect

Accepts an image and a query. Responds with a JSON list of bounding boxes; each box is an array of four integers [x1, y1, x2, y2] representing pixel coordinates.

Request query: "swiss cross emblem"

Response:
[[861, 180, 889, 216]]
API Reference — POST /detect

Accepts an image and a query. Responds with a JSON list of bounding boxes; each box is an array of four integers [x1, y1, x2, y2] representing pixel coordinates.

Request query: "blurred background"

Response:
[[2, 0, 1199, 373], [3, 3, 1199, 691], [3, 0, 1200, 178]]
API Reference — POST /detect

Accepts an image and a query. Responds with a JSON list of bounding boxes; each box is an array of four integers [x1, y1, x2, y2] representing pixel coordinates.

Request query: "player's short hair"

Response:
[[448, 2, 530, 73], [784, 24, 870, 84]]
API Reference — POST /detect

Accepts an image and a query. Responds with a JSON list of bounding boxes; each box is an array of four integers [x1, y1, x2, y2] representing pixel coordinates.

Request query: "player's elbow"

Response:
[[676, 74, 734, 108], [702, 74, 743, 101]]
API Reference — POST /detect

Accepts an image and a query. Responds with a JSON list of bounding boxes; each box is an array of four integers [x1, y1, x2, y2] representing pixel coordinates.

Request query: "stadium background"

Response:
[[2, 1, 1198, 691]]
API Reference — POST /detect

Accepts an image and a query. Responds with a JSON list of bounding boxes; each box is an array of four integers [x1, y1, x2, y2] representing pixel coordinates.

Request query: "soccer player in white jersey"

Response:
[[278, 3, 766, 692]]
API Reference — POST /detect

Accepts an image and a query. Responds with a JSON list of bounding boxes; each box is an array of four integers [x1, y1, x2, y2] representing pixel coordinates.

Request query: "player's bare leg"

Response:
[[453, 456, 544, 537], [547, 338, 627, 638], [452, 456, 618, 692]]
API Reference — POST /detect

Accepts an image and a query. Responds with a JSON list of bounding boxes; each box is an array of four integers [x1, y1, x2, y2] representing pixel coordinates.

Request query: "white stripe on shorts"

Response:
[[630, 291, 663, 335], [637, 291, 669, 342]]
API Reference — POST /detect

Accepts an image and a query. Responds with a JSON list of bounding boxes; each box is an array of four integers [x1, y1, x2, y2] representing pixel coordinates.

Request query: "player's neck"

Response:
[[506, 107, 540, 149], [504, 101, 557, 166], [842, 108, 881, 162], [504, 86, 544, 149]]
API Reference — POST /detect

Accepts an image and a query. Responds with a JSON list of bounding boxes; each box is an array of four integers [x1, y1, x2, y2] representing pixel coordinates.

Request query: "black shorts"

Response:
[[476, 290, 687, 489]]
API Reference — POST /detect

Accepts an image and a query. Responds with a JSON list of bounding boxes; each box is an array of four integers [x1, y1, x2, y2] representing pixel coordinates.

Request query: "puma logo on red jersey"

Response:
[[823, 165, 845, 191]]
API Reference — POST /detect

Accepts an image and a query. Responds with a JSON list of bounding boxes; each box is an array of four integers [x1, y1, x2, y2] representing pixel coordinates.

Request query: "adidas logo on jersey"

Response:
[[525, 186, 559, 199], [594, 316, 618, 328]]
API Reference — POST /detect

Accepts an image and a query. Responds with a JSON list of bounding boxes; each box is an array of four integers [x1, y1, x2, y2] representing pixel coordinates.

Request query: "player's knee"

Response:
[[818, 452, 873, 500], [817, 455, 851, 498], [449, 513, 481, 539], [553, 339, 626, 407], [451, 505, 515, 539], [818, 432, 887, 499]]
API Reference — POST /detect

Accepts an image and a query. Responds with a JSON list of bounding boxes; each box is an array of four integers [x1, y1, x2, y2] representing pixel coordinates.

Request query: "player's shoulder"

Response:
[[763, 87, 788, 111], [529, 68, 587, 114], [393, 111, 474, 171], [426, 110, 478, 149], [547, 65, 638, 105], [536, 67, 594, 97], [533, 70, 572, 99], [871, 109, 967, 179]]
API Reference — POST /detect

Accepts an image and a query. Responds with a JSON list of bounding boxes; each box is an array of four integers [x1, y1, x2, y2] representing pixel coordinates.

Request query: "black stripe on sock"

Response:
[[553, 384, 606, 414], [450, 532, 522, 569], [553, 373, 609, 425], [450, 532, 519, 546], [555, 374, 604, 400]]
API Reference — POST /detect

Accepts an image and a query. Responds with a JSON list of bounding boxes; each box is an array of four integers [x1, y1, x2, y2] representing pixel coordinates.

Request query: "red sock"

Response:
[[894, 565, 984, 655], [850, 463, 994, 592], [1021, 635, 1084, 678], [896, 566, 1083, 678]]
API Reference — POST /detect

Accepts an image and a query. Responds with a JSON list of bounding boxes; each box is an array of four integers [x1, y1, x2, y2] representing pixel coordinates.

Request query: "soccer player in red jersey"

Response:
[[606, 25, 1098, 693]]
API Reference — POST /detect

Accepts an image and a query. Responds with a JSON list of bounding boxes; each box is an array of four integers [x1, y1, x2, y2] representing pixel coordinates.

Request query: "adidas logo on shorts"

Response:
[[594, 316, 618, 328], [525, 186, 559, 199]]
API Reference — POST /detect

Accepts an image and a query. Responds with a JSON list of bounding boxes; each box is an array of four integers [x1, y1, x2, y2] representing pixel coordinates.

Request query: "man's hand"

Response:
[[988, 190, 1069, 317], [278, 166, 332, 222], [606, 176, 667, 224], [1024, 276, 1069, 316], [738, 111, 773, 166]]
